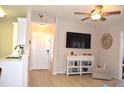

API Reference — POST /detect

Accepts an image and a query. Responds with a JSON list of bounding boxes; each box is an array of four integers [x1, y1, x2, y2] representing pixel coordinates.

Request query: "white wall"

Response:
[[54, 17, 98, 74], [96, 17, 124, 79]]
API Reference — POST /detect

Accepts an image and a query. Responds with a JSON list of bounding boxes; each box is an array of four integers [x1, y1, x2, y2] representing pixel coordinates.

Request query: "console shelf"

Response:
[[66, 55, 94, 76]]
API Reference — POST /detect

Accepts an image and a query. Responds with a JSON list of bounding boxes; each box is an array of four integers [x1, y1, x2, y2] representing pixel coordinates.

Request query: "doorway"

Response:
[[30, 23, 53, 70]]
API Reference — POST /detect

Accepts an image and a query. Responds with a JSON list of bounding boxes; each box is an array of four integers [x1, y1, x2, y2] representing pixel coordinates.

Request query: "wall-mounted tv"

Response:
[[66, 32, 91, 49]]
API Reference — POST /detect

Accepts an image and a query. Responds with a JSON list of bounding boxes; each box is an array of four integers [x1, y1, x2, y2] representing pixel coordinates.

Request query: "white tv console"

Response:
[[66, 55, 94, 76]]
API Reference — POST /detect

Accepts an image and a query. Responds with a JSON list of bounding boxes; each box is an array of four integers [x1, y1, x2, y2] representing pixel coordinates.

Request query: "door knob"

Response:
[[47, 50, 50, 54]]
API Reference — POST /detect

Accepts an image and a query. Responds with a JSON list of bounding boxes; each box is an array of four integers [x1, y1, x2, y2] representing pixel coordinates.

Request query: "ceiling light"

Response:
[[91, 10, 102, 20], [91, 14, 101, 20], [0, 7, 6, 17]]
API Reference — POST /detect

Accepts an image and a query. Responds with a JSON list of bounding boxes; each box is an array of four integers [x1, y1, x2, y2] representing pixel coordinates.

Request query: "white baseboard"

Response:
[[53, 72, 57, 75], [112, 75, 120, 80], [53, 71, 65, 75], [30, 68, 48, 70]]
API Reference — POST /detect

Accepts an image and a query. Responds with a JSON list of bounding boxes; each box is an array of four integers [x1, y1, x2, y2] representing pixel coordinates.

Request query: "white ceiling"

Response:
[[0, 5, 27, 21], [31, 5, 124, 23], [1, 5, 124, 23]]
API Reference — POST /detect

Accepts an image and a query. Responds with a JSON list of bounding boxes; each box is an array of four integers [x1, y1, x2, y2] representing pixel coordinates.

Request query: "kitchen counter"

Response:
[[0, 55, 21, 61], [0, 58, 21, 62]]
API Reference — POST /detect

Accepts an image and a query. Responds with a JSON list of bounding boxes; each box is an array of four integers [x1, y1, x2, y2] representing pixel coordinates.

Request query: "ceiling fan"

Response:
[[74, 5, 121, 21]]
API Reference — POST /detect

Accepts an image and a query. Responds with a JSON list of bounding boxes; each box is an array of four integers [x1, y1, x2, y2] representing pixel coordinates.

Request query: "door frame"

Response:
[[119, 32, 123, 80]]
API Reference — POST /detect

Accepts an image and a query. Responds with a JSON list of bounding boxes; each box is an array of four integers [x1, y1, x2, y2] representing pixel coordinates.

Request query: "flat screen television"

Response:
[[66, 32, 91, 49]]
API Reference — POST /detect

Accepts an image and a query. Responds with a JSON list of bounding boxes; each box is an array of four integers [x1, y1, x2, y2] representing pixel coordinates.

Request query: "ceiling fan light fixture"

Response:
[[91, 10, 102, 20], [91, 14, 101, 20]]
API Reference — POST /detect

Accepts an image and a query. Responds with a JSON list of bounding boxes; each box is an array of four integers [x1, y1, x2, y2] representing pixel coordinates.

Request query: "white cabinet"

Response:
[[66, 55, 94, 76], [17, 18, 27, 45], [0, 60, 23, 87], [0, 55, 29, 87]]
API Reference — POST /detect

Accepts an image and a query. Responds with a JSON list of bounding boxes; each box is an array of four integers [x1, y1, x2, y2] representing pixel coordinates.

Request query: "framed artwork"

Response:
[[101, 33, 113, 49]]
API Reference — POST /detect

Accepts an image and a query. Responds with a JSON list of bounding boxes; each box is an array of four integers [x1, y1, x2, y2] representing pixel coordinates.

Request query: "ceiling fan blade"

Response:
[[102, 11, 121, 16], [81, 17, 90, 21], [74, 12, 90, 16], [100, 17, 106, 21], [95, 5, 103, 11]]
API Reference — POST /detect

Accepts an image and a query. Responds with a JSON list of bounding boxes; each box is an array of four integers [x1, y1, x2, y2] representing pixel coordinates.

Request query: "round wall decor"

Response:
[[101, 33, 113, 49]]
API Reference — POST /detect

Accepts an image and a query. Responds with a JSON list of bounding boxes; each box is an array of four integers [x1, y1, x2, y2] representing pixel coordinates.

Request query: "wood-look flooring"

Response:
[[29, 70, 120, 87]]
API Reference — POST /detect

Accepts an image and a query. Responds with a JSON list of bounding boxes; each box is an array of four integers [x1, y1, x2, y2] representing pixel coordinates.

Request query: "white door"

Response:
[[31, 31, 50, 69]]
